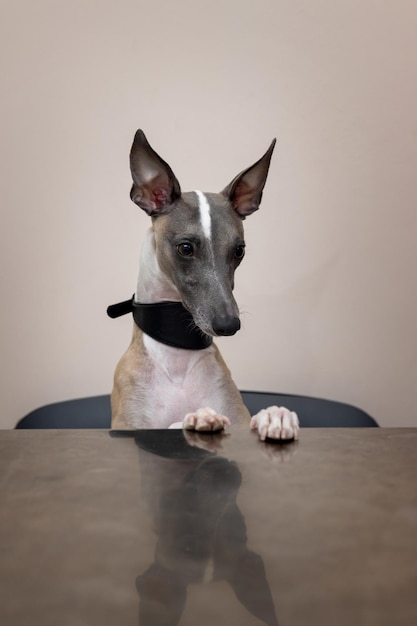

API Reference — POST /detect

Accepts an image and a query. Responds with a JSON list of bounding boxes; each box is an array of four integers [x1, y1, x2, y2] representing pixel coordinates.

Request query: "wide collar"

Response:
[[107, 296, 213, 350]]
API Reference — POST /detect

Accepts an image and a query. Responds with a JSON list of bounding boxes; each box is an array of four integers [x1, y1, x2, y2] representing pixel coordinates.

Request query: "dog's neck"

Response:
[[135, 228, 179, 303], [132, 301, 213, 350]]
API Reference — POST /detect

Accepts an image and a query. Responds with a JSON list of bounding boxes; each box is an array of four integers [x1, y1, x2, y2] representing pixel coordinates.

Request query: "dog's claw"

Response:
[[183, 407, 231, 432], [250, 406, 300, 441]]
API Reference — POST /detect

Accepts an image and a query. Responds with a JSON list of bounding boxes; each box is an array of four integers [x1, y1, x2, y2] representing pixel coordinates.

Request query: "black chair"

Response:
[[16, 395, 112, 429], [15, 391, 378, 429]]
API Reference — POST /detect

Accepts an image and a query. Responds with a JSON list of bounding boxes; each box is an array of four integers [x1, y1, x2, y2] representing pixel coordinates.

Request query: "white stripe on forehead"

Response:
[[195, 190, 212, 241]]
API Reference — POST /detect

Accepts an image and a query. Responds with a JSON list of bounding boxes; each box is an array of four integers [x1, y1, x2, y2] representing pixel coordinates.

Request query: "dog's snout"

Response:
[[212, 315, 241, 336]]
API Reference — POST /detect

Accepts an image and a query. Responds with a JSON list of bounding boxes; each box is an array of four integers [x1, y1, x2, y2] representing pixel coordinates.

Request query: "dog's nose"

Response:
[[212, 315, 241, 336]]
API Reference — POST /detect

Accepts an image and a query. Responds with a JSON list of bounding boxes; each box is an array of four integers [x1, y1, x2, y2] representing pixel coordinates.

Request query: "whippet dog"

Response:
[[108, 130, 299, 441]]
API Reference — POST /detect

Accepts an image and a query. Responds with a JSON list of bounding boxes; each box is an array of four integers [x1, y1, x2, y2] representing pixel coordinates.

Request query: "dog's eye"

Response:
[[234, 244, 245, 260], [177, 242, 194, 257]]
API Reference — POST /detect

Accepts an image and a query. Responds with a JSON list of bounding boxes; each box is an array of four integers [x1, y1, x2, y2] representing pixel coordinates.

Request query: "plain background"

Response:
[[1, 0, 416, 429]]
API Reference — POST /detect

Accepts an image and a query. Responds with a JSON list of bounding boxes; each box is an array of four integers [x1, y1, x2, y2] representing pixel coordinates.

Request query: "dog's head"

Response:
[[129, 130, 275, 337]]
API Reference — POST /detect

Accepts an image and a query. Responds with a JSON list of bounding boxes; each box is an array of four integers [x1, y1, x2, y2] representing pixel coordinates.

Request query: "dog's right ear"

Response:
[[129, 130, 181, 216]]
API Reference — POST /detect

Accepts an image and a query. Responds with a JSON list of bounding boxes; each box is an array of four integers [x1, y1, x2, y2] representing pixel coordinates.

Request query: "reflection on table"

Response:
[[0, 427, 416, 626]]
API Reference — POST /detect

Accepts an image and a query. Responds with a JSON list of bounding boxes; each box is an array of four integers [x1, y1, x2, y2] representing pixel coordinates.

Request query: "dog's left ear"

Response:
[[222, 139, 276, 218]]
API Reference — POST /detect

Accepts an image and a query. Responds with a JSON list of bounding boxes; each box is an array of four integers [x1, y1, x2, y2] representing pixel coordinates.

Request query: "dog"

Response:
[[108, 130, 299, 441]]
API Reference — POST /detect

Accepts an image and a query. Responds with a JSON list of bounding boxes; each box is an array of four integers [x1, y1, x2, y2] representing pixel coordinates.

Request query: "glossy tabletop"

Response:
[[1, 428, 416, 626]]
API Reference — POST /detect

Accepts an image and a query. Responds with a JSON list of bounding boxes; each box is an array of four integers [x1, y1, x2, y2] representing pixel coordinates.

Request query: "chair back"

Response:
[[16, 391, 377, 429]]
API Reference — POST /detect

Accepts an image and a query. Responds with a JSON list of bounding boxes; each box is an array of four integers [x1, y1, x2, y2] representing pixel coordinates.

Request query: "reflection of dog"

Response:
[[109, 130, 299, 441], [134, 431, 279, 626]]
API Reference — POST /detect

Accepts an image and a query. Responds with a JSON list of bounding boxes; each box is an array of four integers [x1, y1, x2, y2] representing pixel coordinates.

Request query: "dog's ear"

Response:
[[129, 130, 181, 215], [222, 139, 276, 218]]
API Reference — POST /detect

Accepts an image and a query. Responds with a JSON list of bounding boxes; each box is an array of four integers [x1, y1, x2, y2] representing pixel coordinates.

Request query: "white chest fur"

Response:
[[141, 334, 226, 428]]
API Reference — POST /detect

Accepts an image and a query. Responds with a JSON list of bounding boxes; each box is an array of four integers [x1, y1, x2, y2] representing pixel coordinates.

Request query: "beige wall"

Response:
[[1, 1, 416, 428]]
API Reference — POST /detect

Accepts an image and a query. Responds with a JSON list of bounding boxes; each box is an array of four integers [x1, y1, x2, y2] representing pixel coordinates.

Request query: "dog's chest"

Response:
[[142, 335, 224, 427]]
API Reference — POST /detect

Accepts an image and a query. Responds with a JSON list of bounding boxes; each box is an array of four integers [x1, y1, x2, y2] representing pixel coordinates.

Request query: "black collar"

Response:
[[107, 296, 213, 350]]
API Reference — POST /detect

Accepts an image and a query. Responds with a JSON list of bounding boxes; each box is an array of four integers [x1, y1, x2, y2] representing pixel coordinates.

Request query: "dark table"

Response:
[[1, 428, 416, 626]]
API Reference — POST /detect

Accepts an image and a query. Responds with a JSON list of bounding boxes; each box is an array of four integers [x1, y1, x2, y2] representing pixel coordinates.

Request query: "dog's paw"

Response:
[[183, 407, 231, 432], [250, 406, 300, 441]]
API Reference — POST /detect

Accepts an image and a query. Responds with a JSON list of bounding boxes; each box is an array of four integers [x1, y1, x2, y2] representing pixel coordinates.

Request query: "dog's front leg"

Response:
[[250, 406, 300, 441]]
